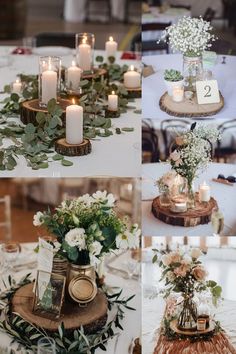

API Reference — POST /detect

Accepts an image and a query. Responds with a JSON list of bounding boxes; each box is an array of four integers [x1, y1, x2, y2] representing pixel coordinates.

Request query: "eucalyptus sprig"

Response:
[[0, 276, 136, 354]]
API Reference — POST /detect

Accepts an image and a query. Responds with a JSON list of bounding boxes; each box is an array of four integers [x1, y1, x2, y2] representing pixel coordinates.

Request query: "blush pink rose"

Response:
[[174, 263, 190, 277], [192, 265, 207, 281], [169, 251, 181, 264]]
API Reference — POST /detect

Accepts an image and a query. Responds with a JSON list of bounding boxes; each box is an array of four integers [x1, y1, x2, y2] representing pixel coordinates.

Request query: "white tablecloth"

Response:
[[142, 162, 236, 236], [142, 7, 190, 43], [142, 54, 236, 122], [0, 243, 141, 353], [0, 47, 141, 178], [142, 255, 236, 354]]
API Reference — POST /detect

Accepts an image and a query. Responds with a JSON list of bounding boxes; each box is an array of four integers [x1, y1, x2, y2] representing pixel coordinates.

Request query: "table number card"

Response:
[[196, 80, 220, 105]]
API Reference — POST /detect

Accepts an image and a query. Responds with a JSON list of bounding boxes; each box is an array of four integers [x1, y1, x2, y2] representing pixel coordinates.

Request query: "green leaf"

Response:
[[61, 159, 73, 167], [121, 127, 134, 132], [10, 93, 19, 102], [38, 162, 49, 169], [36, 111, 46, 124], [96, 55, 104, 63], [25, 123, 36, 134], [47, 98, 57, 114], [52, 153, 63, 161]]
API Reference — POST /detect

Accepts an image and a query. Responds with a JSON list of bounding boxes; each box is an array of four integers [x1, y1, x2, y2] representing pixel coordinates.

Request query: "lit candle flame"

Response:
[[109, 36, 113, 41], [111, 91, 115, 95], [72, 98, 75, 105], [82, 36, 87, 44], [130, 65, 134, 71], [48, 57, 52, 71], [16, 78, 20, 83], [72, 60, 76, 66]]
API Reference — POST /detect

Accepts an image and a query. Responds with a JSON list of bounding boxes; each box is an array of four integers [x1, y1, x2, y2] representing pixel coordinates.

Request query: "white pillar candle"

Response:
[[124, 65, 141, 89], [78, 37, 91, 71], [67, 60, 82, 90], [199, 181, 211, 202], [41, 62, 57, 105], [105, 36, 117, 58], [108, 91, 118, 111], [12, 78, 22, 94], [172, 86, 184, 102], [66, 100, 83, 145]]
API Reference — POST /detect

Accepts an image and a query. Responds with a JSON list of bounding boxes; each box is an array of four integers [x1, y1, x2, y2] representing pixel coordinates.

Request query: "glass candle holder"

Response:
[[76, 33, 95, 73], [65, 60, 83, 93], [38, 56, 61, 108]]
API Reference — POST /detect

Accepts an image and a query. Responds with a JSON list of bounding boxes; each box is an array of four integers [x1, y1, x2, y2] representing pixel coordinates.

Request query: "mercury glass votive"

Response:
[[38, 56, 61, 108]]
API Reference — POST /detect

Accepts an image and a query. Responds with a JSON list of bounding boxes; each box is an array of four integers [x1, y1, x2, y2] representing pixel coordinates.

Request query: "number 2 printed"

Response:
[[204, 85, 211, 98]]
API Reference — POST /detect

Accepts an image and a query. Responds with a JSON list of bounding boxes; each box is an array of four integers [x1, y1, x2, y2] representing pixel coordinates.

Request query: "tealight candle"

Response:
[[108, 91, 118, 111], [124, 65, 141, 89], [78, 37, 91, 71], [197, 318, 206, 331], [42, 60, 57, 105], [105, 36, 118, 59], [199, 181, 211, 202], [12, 78, 22, 94], [171, 197, 187, 213], [66, 99, 83, 145], [67, 60, 82, 90], [172, 86, 184, 102]]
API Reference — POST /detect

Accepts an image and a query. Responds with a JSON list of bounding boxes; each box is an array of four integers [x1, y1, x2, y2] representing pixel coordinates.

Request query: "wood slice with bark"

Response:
[[20, 98, 71, 125], [159, 91, 224, 118], [152, 194, 218, 227], [55, 138, 92, 156], [12, 283, 108, 334]]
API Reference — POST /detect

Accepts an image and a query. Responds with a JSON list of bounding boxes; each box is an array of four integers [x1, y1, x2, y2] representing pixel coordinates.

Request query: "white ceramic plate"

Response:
[[33, 46, 72, 56]]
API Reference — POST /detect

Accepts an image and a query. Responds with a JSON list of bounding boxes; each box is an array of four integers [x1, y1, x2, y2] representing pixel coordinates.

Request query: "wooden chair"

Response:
[[35, 32, 76, 48], [0, 196, 12, 240], [85, 0, 112, 22], [160, 119, 191, 160], [142, 120, 160, 163], [130, 32, 141, 52], [214, 119, 236, 163], [170, 4, 191, 10], [203, 7, 216, 22], [142, 22, 171, 54], [124, 0, 142, 23]]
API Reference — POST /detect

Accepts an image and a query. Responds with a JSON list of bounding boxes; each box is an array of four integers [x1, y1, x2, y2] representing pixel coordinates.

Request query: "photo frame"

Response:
[[33, 270, 66, 320]]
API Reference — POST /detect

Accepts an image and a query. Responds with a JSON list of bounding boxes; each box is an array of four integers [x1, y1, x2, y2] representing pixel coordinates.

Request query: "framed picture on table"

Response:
[[33, 270, 66, 320]]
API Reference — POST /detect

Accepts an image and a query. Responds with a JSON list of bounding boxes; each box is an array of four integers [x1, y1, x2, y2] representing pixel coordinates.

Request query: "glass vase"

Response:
[[76, 33, 95, 73], [183, 55, 203, 92], [178, 294, 197, 330], [38, 56, 61, 108], [186, 180, 195, 209], [159, 191, 171, 207]]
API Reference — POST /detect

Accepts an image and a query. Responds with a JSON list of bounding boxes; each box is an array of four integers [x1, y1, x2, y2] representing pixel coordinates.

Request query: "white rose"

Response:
[[161, 254, 172, 266], [191, 248, 202, 259], [182, 255, 192, 265], [89, 241, 102, 256], [78, 193, 93, 206], [92, 190, 115, 207], [65, 228, 86, 249], [33, 211, 44, 226]]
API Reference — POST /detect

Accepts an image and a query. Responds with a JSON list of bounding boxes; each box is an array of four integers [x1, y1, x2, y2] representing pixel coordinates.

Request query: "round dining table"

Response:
[[142, 54, 236, 121], [142, 162, 236, 236], [0, 244, 141, 353], [0, 47, 141, 178]]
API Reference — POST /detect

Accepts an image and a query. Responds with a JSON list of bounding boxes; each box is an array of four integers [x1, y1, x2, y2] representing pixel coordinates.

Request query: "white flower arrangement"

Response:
[[33, 190, 141, 265], [155, 170, 178, 193], [169, 124, 220, 187], [160, 16, 216, 56]]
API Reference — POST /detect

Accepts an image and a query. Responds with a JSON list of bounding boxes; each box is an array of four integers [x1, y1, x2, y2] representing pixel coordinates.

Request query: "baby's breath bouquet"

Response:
[[169, 124, 220, 204], [161, 16, 216, 57], [33, 190, 140, 265]]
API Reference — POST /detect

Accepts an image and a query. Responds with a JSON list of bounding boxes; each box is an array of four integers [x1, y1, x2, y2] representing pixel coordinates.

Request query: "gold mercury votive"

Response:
[[68, 275, 97, 305]]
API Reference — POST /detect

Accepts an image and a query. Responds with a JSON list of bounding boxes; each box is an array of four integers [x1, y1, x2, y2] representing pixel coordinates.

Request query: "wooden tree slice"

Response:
[[55, 138, 92, 156], [20, 98, 71, 125], [82, 68, 107, 80], [11, 283, 108, 334], [152, 194, 218, 227], [159, 91, 224, 118], [154, 332, 236, 354], [126, 87, 141, 99], [170, 319, 215, 336]]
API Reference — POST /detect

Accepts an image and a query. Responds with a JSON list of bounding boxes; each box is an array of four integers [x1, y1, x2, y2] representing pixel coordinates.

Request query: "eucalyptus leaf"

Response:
[[61, 159, 73, 167], [121, 127, 134, 132]]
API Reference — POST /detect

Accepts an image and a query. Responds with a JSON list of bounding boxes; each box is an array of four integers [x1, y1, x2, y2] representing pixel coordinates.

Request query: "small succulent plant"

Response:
[[164, 69, 183, 82]]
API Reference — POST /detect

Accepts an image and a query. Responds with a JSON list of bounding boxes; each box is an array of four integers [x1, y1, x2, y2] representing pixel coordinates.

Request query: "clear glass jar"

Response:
[[183, 55, 203, 91], [178, 293, 197, 330], [38, 56, 61, 107], [76, 33, 95, 73], [65, 60, 83, 93], [159, 191, 171, 207]]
